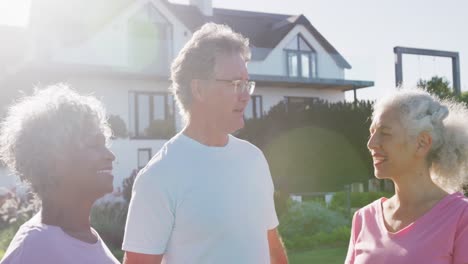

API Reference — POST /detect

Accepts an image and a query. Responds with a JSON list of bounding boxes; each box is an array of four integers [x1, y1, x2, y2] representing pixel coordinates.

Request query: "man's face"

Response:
[[202, 53, 250, 134]]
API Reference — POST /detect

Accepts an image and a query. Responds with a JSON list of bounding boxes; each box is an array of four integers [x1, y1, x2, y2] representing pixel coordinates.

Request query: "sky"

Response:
[[1, 0, 467, 101]]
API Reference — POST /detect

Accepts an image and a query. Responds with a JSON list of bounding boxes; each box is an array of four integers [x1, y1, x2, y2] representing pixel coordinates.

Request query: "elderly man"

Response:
[[122, 23, 288, 264]]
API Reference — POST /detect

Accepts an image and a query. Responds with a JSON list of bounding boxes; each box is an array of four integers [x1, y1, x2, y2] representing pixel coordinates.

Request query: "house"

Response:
[[0, 0, 374, 190]]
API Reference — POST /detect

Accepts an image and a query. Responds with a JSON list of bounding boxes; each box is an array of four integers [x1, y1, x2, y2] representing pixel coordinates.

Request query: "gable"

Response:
[[48, 0, 193, 71], [274, 25, 347, 71]]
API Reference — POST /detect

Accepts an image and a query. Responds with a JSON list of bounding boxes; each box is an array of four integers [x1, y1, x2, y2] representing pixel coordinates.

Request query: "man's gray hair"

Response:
[[0, 84, 111, 199], [170, 22, 251, 120], [372, 88, 468, 192]]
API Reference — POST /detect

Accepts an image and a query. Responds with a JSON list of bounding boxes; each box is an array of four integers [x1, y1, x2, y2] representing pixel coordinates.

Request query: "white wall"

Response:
[[109, 138, 167, 188], [248, 24, 345, 79]]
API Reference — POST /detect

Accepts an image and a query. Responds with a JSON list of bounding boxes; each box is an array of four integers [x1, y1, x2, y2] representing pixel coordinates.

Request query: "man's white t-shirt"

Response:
[[122, 133, 279, 264]]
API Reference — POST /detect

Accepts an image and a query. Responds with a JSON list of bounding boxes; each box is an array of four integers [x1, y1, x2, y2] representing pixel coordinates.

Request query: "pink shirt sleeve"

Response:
[[345, 210, 362, 264], [453, 205, 468, 264]]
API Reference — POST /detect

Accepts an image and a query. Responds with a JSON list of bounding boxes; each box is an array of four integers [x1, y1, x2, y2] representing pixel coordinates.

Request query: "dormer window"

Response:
[[285, 34, 317, 78]]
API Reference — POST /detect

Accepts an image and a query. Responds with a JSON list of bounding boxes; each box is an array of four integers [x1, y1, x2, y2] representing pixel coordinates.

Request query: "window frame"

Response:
[[285, 96, 320, 112], [285, 34, 318, 78], [137, 148, 152, 170], [245, 95, 264, 119], [129, 91, 176, 139]]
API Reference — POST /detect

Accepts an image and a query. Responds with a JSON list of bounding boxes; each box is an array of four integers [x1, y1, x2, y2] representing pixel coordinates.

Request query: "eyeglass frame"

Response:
[[208, 79, 256, 95]]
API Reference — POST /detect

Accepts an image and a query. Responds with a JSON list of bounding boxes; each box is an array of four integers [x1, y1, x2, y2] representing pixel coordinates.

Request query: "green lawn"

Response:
[[289, 247, 347, 264]]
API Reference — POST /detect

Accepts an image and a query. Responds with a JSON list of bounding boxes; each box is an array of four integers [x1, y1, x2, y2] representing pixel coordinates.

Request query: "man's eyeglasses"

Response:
[[213, 79, 256, 95]]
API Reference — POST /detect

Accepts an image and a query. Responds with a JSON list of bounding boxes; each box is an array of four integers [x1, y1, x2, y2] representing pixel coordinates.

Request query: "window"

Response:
[[245, 95, 263, 119], [138, 148, 152, 170], [128, 3, 172, 73], [129, 92, 176, 139], [285, 96, 319, 112], [285, 34, 317, 78]]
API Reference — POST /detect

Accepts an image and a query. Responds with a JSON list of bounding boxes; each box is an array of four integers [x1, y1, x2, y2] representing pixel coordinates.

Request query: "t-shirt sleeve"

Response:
[[345, 210, 362, 264], [122, 168, 175, 255], [1, 227, 40, 264], [259, 153, 279, 230], [453, 205, 468, 263], [1, 241, 24, 264]]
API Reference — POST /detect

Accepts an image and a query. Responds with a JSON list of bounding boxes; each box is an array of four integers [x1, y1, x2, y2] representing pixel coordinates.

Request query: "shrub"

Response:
[[0, 220, 25, 256], [283, 226, 351, 250], [278, 200, 353, 250], [264, 126, 370, 193], [122, 169, 137, 203], [330, 191, 393, 213], [91, 202, 128, 249], [0, 192, 40, 230], [237, 100, 374, 193], [274, 190, 290, 218], [146, 119, 176, 139], [108, 115, 128, 138]]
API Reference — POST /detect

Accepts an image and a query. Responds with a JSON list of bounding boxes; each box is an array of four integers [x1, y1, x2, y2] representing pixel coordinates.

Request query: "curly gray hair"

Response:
[[373, 88, 468, 192], [170, 22, 251, 120], [0, 84, 112, 198]]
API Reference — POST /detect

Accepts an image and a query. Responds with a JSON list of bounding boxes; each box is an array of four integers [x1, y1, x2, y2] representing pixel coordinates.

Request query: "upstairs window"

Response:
[[285, 34, 317, 78]]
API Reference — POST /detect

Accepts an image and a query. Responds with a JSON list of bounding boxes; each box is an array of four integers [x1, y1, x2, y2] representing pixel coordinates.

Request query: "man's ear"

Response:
[[416, 131, 433, 157], [191, 79, 204, 102]]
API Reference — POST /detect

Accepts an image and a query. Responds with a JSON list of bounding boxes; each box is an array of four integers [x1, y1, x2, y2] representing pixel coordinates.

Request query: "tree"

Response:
[[237, 99, 374, 193], [459, 91, 468, 106], [107, 115, 128, 138], [122, 169, 137, 203], [417, 76, 453, 100], [417, 75, 468, 107]]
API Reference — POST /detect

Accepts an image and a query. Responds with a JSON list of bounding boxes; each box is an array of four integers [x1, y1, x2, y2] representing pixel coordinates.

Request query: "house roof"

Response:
[[161, 1, 351, 68], [250, 74, 374, 92], [1, 62, 372, 93], [23, 0, 351, 69]]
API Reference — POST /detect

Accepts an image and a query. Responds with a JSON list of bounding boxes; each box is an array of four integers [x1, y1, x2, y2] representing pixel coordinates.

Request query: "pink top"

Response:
[[0, 213, 120, 264], [345, 192, 468, 264]]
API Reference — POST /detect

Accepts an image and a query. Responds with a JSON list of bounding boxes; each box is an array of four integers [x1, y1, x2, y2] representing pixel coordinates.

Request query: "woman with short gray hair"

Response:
[[346, 89, 468, 263], [0, 84, 120, 263]]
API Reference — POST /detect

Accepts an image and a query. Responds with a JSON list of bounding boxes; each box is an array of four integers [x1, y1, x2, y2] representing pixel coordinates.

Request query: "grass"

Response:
[[289, 247, 347, 264]]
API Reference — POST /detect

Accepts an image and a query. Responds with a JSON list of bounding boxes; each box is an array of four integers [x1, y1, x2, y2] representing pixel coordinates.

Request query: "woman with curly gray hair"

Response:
[[0, 84, 120, 263], [346, 89, 468, 264]]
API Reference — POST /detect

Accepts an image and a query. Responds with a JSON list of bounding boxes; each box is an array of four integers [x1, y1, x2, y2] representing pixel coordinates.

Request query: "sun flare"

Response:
[[0, 0, 30, 27]]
